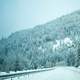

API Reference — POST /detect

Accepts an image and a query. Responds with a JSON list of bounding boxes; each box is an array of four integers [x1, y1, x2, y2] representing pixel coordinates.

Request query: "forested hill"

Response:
[[0, 10, 80, 72]]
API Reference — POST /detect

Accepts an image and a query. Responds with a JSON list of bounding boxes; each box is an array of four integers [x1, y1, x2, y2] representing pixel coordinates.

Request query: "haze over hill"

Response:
[[0, 10, 80, 72], [1, 0, 80, 39]]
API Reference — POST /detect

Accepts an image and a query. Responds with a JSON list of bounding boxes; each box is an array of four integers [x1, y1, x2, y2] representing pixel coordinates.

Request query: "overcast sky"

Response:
[[0, 0, 80, 38]]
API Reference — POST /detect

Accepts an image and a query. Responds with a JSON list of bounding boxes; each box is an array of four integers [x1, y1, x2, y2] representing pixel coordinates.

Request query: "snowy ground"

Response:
[[3, 67, 80, 80]]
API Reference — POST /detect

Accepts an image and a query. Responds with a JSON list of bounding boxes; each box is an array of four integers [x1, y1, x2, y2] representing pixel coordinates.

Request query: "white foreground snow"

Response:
[[4, 67, 80, 80]]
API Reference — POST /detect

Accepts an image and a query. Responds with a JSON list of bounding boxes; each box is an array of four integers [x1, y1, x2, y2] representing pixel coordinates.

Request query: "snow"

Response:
[[38, 37, 73, 52], [53, 40, 60, 49], [64, 37, 72, 46], [78, 66, 80, 68], [0, 72, 7, 75], [4, 67, 80, 80], [53, 37, 73, 50], [38, 46, 46, 53]]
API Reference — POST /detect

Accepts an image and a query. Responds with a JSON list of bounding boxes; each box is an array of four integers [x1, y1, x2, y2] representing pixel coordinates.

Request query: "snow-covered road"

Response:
[[5, 67, 80, 80]]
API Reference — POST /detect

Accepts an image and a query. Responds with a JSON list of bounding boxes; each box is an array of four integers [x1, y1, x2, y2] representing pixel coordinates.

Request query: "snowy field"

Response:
[[1, 67, 80, 80]]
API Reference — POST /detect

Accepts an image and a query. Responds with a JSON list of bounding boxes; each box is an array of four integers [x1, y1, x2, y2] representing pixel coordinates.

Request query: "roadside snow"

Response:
[[4, 67, 80, 80], [78, 66, 80, 68], [0, 72, 7, 75]]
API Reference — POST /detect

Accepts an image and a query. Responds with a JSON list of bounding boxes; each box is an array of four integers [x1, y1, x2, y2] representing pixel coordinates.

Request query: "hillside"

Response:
[[0, 10, 80, 72]]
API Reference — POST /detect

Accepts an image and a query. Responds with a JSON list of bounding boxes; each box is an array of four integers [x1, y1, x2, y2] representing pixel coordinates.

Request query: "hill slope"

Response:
[[0, 10, 80, 72]]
